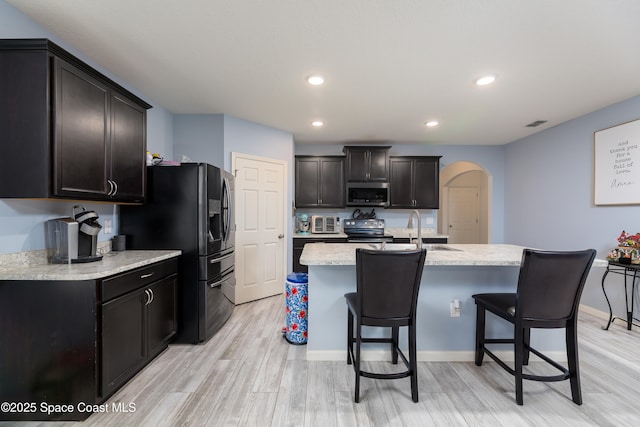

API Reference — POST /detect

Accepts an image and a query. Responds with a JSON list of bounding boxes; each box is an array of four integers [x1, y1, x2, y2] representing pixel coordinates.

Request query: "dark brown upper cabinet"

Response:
[[0, 39, 151, 203], [295, 156, 345, 208], [343, 146, 391, 182], [389, 156, 441, 209]]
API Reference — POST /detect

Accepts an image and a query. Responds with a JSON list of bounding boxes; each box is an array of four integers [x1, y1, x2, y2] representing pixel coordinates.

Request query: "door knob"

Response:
[[449, 224, 453, 228], [278, 234, 284, 239]]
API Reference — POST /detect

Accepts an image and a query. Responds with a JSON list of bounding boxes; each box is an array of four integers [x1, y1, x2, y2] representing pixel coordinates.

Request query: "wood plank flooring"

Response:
[[4, 294, 640, 426]]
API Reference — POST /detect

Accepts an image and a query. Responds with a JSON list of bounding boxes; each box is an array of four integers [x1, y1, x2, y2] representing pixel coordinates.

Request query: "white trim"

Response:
[[579, 304, 609, 320]]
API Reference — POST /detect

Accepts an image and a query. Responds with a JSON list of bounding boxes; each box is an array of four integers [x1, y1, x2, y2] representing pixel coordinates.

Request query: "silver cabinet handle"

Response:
[[112, 180, 118, 196], [141, 272, 155, 279], [107, 180, 114, 196], [144, 288, 155, 305]]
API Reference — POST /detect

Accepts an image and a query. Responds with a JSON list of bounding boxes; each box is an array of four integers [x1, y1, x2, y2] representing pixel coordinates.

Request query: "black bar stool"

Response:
[[345, 248, 427, 402], [473, 248, 596, 405]]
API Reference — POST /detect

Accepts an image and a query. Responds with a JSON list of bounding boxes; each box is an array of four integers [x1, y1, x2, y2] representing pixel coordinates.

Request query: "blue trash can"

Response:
[[285, 272, 308, 344]]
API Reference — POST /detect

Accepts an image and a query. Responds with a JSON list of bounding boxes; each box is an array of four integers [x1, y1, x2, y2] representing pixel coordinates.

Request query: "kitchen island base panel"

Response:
[[306, 265, 568, 361]]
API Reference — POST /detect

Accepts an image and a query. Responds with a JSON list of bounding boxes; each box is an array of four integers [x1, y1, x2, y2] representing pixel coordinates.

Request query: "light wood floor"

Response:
[[6, 295, 640, 427]]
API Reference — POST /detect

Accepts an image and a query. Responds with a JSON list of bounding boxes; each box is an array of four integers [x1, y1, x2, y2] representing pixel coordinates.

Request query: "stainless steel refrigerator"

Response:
[[120, 163, 235, 344]]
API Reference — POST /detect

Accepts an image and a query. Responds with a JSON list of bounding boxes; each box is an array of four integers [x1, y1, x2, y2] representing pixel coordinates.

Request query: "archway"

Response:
[[439, 161, 492, 243]]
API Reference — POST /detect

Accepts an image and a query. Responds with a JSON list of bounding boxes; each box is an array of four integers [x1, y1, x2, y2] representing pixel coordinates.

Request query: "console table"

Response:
[[601, 261, 640, 330]]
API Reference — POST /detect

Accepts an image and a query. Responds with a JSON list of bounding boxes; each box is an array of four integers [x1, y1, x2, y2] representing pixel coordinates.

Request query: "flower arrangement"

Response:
[[617, 230, 640, 248], [608, 230, 640, 264]]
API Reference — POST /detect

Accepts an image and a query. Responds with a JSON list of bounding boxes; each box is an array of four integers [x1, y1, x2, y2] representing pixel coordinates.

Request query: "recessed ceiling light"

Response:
[[425, 120, 439, 127], [475, 75, 496, 86], [307, 75, 325, 86], [311, 120, 324, 127]]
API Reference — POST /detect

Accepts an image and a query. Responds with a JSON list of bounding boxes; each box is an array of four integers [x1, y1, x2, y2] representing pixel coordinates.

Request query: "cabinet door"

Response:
[[345, 148, 369, 182], [54, 58, 109, 199], [101, 288, 146, 397], [147, 274, 178, 358], [109, 93, 147, 202], [319, 157, 344, 207], [389, 158, 414, 208], [368, 148, 390, 182], [295, 157, 320, 207], [413, 157, 439, 209]]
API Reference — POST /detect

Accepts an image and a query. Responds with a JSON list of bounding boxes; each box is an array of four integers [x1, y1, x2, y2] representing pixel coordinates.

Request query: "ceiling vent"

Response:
[[525, 120, 547, 127]]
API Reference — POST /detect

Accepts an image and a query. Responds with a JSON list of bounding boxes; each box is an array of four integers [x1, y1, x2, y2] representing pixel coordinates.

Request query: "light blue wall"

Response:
[[223, 115, 294, 170], [504, 95, 640, 312], [0, 0, 174, 254], [173, 114, 225, 167]]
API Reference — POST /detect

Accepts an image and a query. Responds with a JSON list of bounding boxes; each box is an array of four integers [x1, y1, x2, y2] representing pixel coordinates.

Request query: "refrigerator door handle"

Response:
[[208, 270, 233, 288], [223, 176, 232, 241], [209, 252, 234, 264]]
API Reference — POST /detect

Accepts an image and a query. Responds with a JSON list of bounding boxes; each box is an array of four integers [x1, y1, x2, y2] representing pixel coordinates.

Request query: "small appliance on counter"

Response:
[[46, 205, 103, 264], [311, 215, 340, 234], [297, 214, 311, 234]]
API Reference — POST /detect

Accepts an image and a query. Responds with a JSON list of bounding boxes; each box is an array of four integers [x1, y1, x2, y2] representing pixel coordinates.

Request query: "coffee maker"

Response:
[[46, 206, 103, 264]]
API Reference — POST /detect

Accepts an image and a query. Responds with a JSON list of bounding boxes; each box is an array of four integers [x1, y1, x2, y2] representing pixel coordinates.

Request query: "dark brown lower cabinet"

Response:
[[102, 272, 177, 398], [293, 237, 348, 273], [0, 257, 178, 422]]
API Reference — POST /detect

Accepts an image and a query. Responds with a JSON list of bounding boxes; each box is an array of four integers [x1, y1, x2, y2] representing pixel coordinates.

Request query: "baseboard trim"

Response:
[[579, 304, 609, 320]]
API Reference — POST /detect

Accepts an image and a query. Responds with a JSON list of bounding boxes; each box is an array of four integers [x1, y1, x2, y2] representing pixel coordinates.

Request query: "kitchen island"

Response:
[[299, 243, 607, 361]]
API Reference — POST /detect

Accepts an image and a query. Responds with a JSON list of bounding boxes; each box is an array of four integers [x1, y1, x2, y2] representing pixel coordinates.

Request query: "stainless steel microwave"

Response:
[[346, 182, 389, 207]]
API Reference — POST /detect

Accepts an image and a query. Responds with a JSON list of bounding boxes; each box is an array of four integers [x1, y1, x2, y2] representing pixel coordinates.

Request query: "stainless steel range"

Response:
[[342, 218, 394, 243]]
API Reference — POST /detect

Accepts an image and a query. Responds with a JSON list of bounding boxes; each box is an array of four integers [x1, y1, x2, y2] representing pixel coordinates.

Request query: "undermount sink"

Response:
[[367, 243, 461, 252]]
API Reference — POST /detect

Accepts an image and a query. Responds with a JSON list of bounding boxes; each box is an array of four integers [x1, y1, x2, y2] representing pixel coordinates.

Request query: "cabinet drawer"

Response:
[[101, 258, 178, 302]]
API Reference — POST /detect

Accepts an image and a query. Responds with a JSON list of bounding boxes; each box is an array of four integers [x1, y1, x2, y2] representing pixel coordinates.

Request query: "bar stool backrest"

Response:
[[356, 249, 427, 321], [516, 249, 597, 323]]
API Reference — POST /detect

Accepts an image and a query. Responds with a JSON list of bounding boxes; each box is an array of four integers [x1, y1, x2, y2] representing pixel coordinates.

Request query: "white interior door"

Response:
[[232, 152, 286, 304], [447, 186, 480, 244]]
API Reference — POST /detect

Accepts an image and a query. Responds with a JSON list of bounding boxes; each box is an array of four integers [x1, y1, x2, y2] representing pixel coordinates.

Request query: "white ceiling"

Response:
[[7, 0, 640, 145]]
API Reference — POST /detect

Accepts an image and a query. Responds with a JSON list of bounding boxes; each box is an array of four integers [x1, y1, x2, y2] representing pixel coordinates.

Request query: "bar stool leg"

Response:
[[475, 306, 486, 366]]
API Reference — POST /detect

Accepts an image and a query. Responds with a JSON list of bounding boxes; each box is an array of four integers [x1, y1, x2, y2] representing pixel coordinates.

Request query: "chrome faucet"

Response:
[[407, 210, 422, 249]]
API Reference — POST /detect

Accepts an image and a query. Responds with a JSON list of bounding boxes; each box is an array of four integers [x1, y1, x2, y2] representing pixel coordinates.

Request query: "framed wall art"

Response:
[[594, 118, 640, 205]]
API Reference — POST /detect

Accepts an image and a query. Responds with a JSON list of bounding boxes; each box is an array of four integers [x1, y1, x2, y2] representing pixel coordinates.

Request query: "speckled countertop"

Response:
[[0, 250, 181, 281], [299, 243, 608, 267]]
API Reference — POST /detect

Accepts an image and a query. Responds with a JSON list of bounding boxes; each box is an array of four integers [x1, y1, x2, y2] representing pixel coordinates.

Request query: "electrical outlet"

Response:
[[103, 219, 112, 234], [450, 299, 461, 317]]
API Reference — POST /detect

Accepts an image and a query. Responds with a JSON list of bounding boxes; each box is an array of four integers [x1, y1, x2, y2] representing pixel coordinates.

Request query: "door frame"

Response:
[[231, 151, 288, 304], [439, 161, 492, 243]]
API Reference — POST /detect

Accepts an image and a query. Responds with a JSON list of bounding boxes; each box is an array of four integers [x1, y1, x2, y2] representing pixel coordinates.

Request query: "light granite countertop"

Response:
[[0, 250, 181, 281], [299, 243, 608, 267]]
